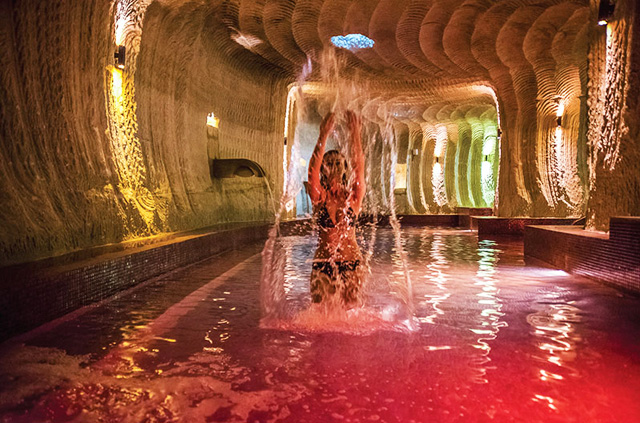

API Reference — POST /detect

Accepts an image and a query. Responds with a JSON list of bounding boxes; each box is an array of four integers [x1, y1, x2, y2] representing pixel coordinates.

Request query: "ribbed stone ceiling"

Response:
[[191, 0, 593, 215], [192, 0, 591, 119]]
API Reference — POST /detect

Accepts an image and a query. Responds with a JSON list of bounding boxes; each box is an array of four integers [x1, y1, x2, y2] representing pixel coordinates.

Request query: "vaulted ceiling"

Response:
[[197, 0, 592, 125], [212, 0, 589, 80]]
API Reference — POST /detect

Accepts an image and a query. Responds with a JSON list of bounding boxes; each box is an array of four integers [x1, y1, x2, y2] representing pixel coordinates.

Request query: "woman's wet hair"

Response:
[[321, 150, 348, 189]]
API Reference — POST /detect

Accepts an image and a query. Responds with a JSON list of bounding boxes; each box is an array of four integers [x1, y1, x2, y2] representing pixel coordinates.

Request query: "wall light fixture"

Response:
[[435, 157, 440, 163], [206, 112, 219, 128], [555, 98, 564, 127], [114, 45, 126, 70]]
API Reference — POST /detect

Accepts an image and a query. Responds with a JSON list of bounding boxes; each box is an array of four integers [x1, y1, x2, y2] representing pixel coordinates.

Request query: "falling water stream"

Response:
[[260, 49, 415, 332]]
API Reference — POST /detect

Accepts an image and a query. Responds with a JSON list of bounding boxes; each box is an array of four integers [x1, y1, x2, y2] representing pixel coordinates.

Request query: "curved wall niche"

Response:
[[210, 158, 266, 179], [206, 117, 267, 179]]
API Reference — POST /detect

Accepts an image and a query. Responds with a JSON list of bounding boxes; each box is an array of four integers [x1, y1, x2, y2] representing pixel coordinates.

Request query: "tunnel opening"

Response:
[[1, 0, 639, 420]]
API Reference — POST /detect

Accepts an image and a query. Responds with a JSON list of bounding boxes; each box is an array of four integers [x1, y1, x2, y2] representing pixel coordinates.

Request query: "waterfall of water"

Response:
[[260, 48, 415, 331]]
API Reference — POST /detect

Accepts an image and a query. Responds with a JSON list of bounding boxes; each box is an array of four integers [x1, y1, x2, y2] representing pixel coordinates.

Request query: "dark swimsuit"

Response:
[[316, 203, 356, 229], [311, 203, 361, 304]]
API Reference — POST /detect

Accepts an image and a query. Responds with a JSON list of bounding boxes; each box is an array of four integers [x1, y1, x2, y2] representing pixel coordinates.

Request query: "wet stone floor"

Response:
[[0, 228, 639, 423]]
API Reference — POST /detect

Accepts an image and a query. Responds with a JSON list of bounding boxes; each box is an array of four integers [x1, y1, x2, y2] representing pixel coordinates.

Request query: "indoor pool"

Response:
[[1, 228, 639, 422]]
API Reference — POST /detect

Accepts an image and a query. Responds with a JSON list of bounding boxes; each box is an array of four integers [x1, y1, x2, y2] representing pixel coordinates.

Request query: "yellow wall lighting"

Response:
[[556, 101, 564, 127], [110, 67, 124, 114], [206, 112, 220, 128], [431, 125, 448, 207], [395, 163, 407, 190]]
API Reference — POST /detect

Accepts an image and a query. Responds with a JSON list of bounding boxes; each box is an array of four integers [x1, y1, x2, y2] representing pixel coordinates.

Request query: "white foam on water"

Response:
[[261, 304, 418, 335], [0, 345, 308, 423]]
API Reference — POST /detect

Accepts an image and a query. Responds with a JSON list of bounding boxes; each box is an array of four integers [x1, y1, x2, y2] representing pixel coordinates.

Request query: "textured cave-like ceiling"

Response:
[[180, 0, 592, 124]]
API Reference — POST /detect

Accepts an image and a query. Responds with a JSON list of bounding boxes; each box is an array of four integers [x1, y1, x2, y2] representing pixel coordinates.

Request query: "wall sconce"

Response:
[[206, 112, 219, 128], [114, 45, 126, 70], [598, 0, 615, 26], [206, 112, 220, 138], [435, 156, 440, 163], [555, 98, 564, 128]]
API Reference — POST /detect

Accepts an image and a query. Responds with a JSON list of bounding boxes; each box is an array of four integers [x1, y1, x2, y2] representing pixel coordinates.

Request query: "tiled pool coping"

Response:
[[0, 220, 310, 342], [524, 217, 640, 294]]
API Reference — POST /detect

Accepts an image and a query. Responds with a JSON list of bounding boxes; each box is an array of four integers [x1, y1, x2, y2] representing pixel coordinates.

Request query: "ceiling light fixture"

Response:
[[331, 34, 374, 50]]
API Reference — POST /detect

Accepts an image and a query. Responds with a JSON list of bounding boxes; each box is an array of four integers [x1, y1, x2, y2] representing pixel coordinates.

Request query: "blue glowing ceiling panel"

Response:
[[330, 34, 375, 50]]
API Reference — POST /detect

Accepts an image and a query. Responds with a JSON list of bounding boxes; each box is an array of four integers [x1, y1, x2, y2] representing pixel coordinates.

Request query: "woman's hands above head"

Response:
[[319, 112, 336, 139], [309, 112, 336, 204]]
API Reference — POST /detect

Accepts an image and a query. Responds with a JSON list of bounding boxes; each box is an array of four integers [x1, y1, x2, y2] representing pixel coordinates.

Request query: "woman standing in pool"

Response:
[[307, 111, 366, 306]]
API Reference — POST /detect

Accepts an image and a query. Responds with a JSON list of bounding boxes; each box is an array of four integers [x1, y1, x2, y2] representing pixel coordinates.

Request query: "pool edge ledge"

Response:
[[524, 217, 640, 294], [0, 219, 311, 343]]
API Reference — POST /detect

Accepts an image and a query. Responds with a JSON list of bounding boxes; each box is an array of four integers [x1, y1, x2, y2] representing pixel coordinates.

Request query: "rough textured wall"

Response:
[[136, 2, 287, 230], [0, 0, 287, 266], [586, 0, 640, 231], [201, 1, 594, 220], [0, 0, 116, 265], [401, 103, 498, 214], [408, 126, 427, 214], [489, 3, 589, 218]]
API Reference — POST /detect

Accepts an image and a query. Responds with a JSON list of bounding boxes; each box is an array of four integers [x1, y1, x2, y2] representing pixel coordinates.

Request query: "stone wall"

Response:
[[0, 0, 288, 266], [586, 0, 640, 231]]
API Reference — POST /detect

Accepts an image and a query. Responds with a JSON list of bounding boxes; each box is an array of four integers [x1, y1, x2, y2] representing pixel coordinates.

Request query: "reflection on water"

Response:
[[470, 239, 507, 383], [1, 228, 639, 422], [527, 297, 582, 412], [419, 234, 451, 325]]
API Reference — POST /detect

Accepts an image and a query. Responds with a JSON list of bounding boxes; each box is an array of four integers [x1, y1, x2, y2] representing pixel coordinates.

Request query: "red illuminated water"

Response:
[[1, 228, 639, 422]]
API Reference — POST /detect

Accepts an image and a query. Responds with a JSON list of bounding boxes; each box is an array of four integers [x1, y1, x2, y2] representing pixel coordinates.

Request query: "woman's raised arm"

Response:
[[307, 112, 335, 205]]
